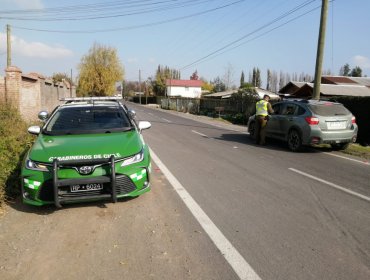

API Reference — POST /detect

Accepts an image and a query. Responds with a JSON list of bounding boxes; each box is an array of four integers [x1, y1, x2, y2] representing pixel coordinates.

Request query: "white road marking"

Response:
[[191, 130, 208, 138], [289, 168, 370, 202], [323, 152, 369, 165], [161, 118, 172, 123], [150, 148, 262, 280], [148, 112, 154, 116]]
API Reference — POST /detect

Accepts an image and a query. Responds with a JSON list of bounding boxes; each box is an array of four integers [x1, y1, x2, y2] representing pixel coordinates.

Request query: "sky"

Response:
[[0, 0, 369, 88]]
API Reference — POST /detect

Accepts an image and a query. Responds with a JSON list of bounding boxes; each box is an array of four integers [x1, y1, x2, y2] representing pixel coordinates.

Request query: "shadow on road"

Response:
[[214, 132, 323, 154], [144, 119, 245, 133]]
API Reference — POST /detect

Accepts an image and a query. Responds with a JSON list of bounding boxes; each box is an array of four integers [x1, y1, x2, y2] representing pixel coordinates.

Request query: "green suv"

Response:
[[21, 97, 151, 207], [248, 99, 358, 152]]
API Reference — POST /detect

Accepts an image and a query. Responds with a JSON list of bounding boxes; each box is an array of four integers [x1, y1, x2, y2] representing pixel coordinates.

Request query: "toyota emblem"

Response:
[[79, 166, 93, 175]]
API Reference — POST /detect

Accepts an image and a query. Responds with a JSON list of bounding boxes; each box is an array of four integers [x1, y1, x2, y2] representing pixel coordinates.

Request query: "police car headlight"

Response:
[[121, 150, 144, 167], [26, 159, 49, 172]]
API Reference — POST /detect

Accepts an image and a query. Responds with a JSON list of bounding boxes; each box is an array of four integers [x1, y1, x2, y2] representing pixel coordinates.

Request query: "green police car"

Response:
[[21, 97, 151, 208]]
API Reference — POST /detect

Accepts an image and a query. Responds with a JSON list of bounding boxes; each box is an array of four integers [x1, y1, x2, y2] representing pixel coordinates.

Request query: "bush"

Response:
[[0, 103, 33, 209], [329, 96, 370, 145]]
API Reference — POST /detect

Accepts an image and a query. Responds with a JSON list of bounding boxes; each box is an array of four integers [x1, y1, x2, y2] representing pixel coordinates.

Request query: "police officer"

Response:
[[255, 94, 274, 145]]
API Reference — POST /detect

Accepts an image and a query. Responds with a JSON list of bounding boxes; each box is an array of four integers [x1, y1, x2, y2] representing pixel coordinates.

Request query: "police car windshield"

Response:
[[44, 106, 132, 135]]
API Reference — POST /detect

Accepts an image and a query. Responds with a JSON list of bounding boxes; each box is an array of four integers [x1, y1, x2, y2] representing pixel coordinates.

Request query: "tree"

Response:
[[200, 78, 213, 92], [151, 65, 180, 96], [230, 84, 259, 120], [52, 72, 73, 85], [240, 71, 245, 88], [350, 66, 362, 77], [266, 69, 271, 91], [339, 63, 351, 76], [279, 70, 285, 90], [223, 63, 235, 90], [251, 67, 261, 87], [77, 42, 124, 96], [190, 70, 199, 80], [211, 76, 226, 92]]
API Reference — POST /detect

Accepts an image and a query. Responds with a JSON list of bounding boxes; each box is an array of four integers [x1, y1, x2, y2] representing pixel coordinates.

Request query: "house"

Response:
[[289, 83, 370, 99], [278, 81, 306, 97], [166, 79, 202, 98], [279, 76, 370, 99]]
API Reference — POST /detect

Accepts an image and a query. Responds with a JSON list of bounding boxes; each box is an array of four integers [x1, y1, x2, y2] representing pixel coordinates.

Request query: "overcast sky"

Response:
[[0, 0, 369, 87]]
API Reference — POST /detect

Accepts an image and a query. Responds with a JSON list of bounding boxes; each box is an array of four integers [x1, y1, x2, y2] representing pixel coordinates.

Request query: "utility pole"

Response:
[[145, 81, 148, 105], [70, 69, 73, 97], [7, 24, 11, 67], [139, 69, 142, 104], [313, 0, 329, 100]]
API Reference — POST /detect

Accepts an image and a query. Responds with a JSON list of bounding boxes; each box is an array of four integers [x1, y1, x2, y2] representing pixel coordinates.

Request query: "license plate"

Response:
[[327, 121, 346, 130], [70, 183, 103, 192]]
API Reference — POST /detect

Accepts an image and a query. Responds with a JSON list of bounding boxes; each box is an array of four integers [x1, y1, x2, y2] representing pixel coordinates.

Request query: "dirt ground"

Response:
[[0, 163, 237, 280]]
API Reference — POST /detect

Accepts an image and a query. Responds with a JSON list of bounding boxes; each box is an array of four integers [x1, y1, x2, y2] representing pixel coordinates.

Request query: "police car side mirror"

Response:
[[128, 109, 136, 119], [138, 121, 151, 131], [38, 111, 49, 121], [28, 126, 41, 135]]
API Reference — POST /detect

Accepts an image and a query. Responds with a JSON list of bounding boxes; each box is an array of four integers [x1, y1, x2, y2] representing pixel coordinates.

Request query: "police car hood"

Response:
[[29, 131, 143, 163]]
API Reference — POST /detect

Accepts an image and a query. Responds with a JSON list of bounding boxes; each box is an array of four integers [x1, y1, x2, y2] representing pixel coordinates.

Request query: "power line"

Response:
[[182, 4, 323, 70], [179, 0, 318, 70], [12, 0, 245, 33], [0, 0, 216, 21]]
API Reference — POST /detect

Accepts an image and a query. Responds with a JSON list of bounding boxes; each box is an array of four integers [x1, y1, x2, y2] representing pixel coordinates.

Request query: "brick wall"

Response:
[[0, 76, 5, 103], [2, 66, 76, 121]]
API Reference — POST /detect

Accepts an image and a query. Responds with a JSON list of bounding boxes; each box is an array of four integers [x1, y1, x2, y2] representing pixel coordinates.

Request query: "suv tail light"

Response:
[[305, 116, 319, 125], [351, 116, 356, 124]]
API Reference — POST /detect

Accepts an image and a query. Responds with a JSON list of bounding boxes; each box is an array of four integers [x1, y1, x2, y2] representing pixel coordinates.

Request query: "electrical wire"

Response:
[[12, 0, 245, 33], [0, 0, 216, 21], [179, 0, 319, 70], [181, 4, 323, 70]]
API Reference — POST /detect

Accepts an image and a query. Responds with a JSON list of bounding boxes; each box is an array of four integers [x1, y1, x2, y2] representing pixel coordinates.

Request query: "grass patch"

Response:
[[0, 102, 34, 211], [342, 144, 370, 160]]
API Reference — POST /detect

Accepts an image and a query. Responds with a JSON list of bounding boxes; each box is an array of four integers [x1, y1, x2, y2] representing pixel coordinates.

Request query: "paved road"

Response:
[[131, 102, 370, 280], [0, 160, 238, 280]]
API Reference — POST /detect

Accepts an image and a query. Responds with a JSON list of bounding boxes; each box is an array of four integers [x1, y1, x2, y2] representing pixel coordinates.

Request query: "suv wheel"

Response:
[[331, 143, 349, 151], [249, 121, 256, 139], [288, 129, 302, 152]]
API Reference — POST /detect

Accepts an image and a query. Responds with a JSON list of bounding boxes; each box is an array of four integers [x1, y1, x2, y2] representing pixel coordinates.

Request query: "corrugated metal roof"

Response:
[[278, 81, 305, 93], [203, 90, 236, 98], [302, 83, 370, 97], [255, 87, 280, 99], [166, 79, 203, 87], [348, 77, 370, 87], [321, 76, 356, 84]]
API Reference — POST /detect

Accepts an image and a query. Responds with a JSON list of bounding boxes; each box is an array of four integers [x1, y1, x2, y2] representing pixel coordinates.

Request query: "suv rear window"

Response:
[[308, 103, 350, 116]]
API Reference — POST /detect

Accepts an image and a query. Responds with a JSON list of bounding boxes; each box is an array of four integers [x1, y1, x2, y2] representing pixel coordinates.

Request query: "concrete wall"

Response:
[[0, 66, 76, 121]]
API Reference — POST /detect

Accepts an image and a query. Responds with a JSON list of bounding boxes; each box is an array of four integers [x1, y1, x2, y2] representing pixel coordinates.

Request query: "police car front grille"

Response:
[[37, 174, 137, 202], [115, 175, 137, 195]]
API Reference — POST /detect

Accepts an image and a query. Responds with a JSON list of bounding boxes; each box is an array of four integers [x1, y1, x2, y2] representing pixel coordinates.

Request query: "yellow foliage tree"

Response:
[[78, 43, 124, 96]]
